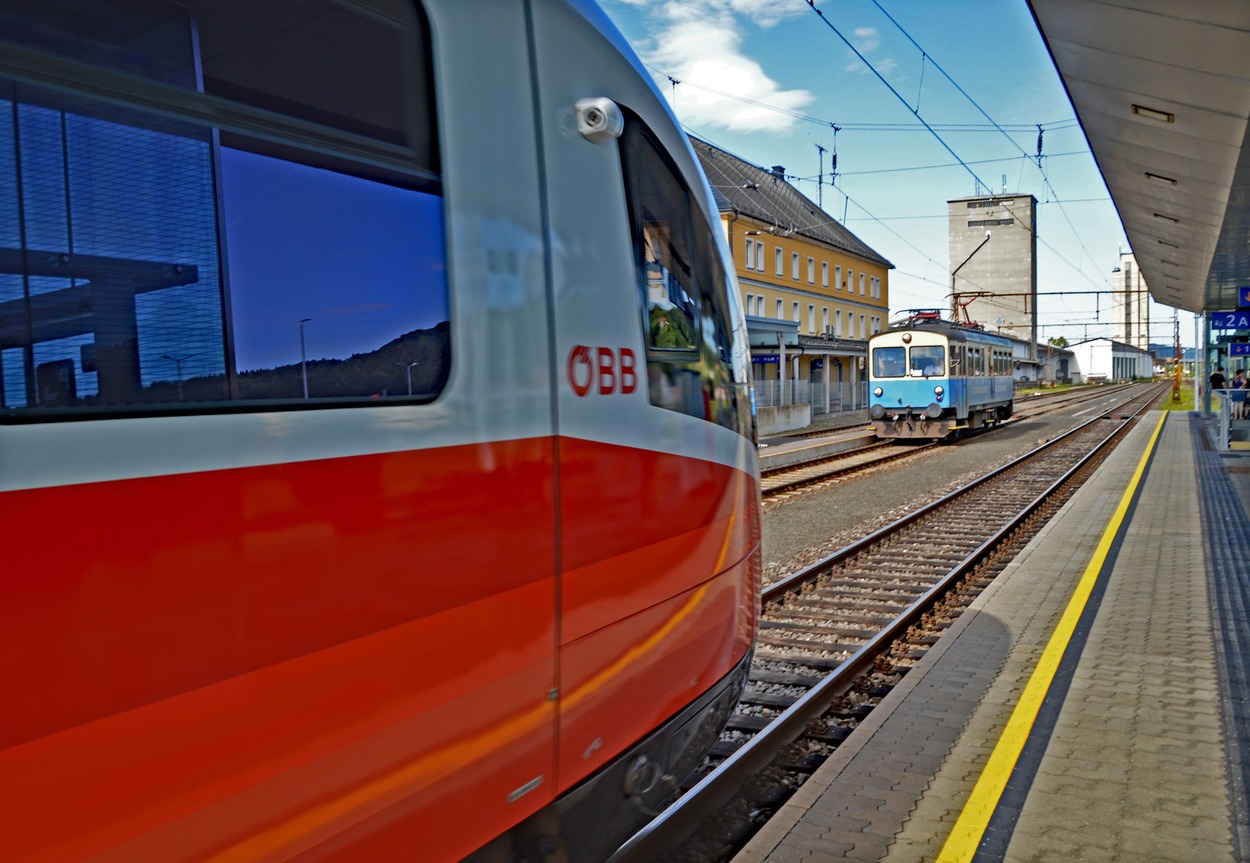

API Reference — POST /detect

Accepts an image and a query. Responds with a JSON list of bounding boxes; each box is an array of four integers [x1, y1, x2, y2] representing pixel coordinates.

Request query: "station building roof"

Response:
[[690, 137, 894, 271]]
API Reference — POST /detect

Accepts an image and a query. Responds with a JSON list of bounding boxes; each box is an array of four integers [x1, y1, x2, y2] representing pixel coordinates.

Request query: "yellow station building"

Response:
[[691, 138, 894, 433]]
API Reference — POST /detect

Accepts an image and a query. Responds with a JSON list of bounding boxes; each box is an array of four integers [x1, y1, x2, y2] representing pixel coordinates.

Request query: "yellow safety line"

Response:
[[935, 411, 1168, 863]]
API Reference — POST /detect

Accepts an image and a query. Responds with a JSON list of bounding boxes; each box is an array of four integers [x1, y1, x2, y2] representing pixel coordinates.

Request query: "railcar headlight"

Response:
[[873, 386, 883, 397], [933, 385, 943, 396]]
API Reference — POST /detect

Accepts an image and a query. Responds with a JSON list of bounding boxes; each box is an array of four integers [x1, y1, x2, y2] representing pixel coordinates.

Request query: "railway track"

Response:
[[759, 383, 1141, 501], [761, 441, 934, 498], [608, 382, 1169, 863]]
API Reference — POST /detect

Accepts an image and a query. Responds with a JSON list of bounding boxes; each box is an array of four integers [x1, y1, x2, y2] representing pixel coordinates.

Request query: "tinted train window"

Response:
[[619, 117, 751, 435], [910, 346, 944, 376], [969, 347, 984, 376], [873, 347, 905, 378], [0, 0, 447, 419], [628, 137, 699, 352]]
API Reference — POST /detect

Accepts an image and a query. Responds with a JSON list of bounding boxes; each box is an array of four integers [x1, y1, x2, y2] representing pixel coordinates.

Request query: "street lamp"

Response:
[[160, 353, 192, 401], [298, 318, 312, 399], [396, 361, 420, 396]]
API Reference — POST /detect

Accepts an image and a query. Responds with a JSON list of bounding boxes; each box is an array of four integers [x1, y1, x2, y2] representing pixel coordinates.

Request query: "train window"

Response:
[[0, 0, 448, 419], [950, 343, 964, 374], [910, 346, 944, 376], [624, 134, 698, 352], [619, 115, 750, 434], [873, 347, 905, 378]]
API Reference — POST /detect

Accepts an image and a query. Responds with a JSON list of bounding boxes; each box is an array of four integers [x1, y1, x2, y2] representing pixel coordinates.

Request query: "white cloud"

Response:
[[843, 26, 900, 78], [627, 0, 815, 133], [852, 26, 880, 53]]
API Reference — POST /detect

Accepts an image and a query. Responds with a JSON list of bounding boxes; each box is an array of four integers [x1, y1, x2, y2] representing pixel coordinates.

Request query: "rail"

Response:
[[607, 383, 1168, 863]]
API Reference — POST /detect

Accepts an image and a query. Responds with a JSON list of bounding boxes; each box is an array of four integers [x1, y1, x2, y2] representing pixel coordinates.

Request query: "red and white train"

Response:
[[0, 1, 760, 860]]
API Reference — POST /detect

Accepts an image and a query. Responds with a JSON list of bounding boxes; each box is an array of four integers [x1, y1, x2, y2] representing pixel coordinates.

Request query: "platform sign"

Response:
[[1212, 310, 1250, 330], [1231, 343, 1250, 356], [1240, 285, 1250, 308], [752, 354, 779, 364]]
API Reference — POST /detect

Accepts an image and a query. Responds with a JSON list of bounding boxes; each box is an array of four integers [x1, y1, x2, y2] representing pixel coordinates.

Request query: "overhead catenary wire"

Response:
[[641, 62, 1075, 134], [665, 7, 1125, 311], [857, 0, 1110, 288]]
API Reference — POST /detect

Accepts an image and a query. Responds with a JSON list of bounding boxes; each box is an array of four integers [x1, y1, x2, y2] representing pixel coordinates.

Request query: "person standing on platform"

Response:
[[1211, 366, 1227, 394], [1232, 369, 1247, 419]]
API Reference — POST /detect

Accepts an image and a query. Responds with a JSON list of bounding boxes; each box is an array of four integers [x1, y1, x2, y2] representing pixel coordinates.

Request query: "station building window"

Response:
[[0, 0, 448, 419]]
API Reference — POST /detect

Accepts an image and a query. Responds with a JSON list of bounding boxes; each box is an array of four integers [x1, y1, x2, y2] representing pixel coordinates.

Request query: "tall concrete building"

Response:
[[1111, 251, 1151, 353], [947, 194, 1038, 354]]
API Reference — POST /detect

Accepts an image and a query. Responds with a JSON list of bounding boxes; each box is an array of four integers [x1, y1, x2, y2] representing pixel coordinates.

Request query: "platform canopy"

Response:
[[1028, 0, 1250, 315]]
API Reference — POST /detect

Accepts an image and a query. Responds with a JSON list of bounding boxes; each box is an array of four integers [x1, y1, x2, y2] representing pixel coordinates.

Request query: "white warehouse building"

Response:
[[1068, 337, 1154, 383]]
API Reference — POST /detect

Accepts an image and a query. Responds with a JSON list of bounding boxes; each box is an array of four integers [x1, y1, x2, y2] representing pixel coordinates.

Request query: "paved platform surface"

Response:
[[734, 410, 1250, 863]]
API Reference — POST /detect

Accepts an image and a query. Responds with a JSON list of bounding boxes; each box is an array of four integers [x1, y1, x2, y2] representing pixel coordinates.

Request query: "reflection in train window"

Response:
[[619, 116, 750, 435], [873, 347, 905, 378], [910, 346, 944, 376], [221, 149, 447, 402], [0, 0, 448, 419]]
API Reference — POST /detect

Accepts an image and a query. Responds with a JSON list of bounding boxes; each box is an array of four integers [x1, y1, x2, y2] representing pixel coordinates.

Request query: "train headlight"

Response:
[[873, 386, 883, 397], [933, 385, 943, 396]]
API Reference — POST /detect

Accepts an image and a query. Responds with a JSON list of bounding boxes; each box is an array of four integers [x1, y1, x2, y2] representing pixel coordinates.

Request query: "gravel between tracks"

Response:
[[761, 413, 1086, 587]]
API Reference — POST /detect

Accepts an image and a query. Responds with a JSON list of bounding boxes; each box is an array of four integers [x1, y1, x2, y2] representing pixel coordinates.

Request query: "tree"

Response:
[[1047, 335, 1069, 347]]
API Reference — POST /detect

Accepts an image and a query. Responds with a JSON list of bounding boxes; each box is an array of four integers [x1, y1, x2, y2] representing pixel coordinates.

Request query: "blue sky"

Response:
[[601, 0, 1199, 347]]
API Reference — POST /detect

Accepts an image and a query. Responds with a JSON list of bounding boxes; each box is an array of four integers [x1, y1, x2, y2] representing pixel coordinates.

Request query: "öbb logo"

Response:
[[567, 345, 638, 397]]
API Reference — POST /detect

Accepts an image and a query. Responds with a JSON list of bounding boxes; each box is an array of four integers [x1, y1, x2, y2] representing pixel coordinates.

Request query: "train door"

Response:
[[950, 341, 969, 419], [526, 2, 758, 851]]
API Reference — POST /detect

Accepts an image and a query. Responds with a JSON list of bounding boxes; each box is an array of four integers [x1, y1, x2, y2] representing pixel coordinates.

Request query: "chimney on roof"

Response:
[[771, 165, 785, 179]]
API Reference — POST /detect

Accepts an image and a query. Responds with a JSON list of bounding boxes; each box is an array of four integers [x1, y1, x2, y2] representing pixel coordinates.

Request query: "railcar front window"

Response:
[[0, 0, 447, 419], [873, 346, 905, 378], [910, 346, 944, 377]]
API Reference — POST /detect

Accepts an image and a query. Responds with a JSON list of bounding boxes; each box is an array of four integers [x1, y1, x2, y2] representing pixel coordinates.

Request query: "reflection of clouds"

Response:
[[480, 217, 542, 309], [617, 0, 815, 134]]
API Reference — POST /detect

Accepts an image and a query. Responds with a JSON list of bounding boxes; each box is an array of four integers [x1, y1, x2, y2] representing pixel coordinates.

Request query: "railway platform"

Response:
[[733, 409, 1250, 863]]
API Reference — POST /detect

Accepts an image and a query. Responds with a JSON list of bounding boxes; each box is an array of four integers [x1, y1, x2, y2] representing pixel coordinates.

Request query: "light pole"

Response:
[[396, 361, 419, 395], [950, 231, 992, 325], [161, 353, 192, 401], [298, 318, 311, 399]]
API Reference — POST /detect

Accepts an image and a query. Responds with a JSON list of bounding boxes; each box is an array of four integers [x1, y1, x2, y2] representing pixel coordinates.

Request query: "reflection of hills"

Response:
[[238, 321, 450, 400], [155, 322, 450, 403]]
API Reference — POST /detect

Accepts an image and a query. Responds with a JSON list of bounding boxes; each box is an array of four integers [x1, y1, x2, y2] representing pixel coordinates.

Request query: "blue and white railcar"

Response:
[[868, 314, 1015, 439]]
